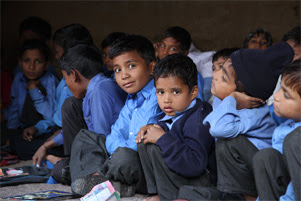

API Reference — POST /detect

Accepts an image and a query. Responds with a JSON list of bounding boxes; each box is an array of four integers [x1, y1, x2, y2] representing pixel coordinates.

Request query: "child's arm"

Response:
[[230, 91, 264, 110], [156, 115, 214, 178], [30, 75, 58, 120], [204, 96, 269, 138], [105, 102, 131, 155], [6, 77, 21, 129]]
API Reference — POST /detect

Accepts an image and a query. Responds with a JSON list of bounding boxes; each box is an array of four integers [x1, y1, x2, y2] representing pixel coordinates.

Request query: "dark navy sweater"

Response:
[[156, 99, 217, 183]]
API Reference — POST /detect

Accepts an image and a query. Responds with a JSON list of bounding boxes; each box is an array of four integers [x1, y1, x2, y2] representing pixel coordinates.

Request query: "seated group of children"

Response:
[[2, 17, 300, 201]]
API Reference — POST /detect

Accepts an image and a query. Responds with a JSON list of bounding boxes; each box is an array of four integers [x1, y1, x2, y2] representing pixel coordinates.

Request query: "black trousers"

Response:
[[70, 129, 147, 194], [61, 97, 87, 155], [9, 126, 64, 160], [253, 127, 300, 200], [138, 142, 213, 201], [216, 135, 259, 197]]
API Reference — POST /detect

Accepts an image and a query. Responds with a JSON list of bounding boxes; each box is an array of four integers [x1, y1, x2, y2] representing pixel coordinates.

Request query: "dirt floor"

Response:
[[0, 160, 147, 201]]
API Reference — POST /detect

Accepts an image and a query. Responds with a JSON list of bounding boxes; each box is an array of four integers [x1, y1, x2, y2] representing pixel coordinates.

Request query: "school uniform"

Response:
[[204, 96, 276, 196], [8, 71, 58, 159], [138, 98, 216, 200], [70, 79, 161, 194], [253, 121, 301, 201]]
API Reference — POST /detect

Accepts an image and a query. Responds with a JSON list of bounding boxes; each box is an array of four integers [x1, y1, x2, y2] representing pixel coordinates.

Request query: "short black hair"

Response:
[[109, 34, 155, 65], [282, 59, 301, 97], [19, 16, 51, 42], [101, 32, 127, 49], [153, 53, 197, 92], [53, 24, 94, 51], [19, 39, 50, 61], [162, 26, 191, 53], [59, 44, 102, 79], [243, 28, 273, 48], [282, 26, 301, 45], [212, 48, 240, 62]]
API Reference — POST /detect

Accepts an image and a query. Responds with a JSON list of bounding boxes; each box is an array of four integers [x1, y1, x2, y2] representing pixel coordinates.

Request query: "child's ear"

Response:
[[149, 61, 157, 75], [190, 85, 199, 100], [69, 69, 80, 83]]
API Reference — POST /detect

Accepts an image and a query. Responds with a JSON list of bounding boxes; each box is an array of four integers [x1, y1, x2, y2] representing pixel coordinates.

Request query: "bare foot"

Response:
[[45, 154, 64, 165], [143, 195, 160, 201]]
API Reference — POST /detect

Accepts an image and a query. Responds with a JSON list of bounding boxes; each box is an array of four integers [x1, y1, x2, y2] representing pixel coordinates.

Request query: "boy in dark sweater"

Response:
[[136, 53, 216, 201]]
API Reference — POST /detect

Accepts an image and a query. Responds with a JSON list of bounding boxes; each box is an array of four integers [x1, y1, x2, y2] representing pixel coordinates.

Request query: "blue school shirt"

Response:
[[197, 73, 204, 101], [203, 96, 276, 150], [35, 78, 72, 135], [52, 73, 127, 146], [7, 71, 58, 129], [106, 79, 161, 155]]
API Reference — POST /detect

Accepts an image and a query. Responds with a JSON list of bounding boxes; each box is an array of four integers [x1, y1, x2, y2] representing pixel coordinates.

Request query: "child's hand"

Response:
[[32, 144, 47, 167], [136, 124, 153, 144], [22, 126, 38, 141], [143, 124, 165, 144], [230, 91, 265, 109], [26, 80, 41, 90]]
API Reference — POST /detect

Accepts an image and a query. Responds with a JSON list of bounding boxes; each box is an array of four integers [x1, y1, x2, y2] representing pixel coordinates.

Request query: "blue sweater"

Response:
[[156, 99, 217, 182]]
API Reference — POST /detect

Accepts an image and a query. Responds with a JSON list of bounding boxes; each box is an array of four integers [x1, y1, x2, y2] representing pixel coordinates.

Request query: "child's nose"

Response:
[[121, 70, 129, 79], [164, 94, 171, 103], [30, 61, 36, 70]]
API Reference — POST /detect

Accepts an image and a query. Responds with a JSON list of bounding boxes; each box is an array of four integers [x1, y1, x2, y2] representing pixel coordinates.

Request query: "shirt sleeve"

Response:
[[6, 77, 20, 129], [29, 75, 58, 120], [52, 131, 64, 146], [35, 118, 55, 135], [203, 96, 265, 138], [105, 101, 131, 155]]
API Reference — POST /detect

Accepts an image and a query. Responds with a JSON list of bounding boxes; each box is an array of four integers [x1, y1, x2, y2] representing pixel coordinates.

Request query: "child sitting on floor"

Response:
[[136, 53, 216, 201]]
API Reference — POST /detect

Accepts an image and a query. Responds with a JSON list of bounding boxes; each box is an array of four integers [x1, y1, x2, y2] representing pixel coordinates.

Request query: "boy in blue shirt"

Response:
[[156, 26, 205, 101], [15, 16, 58, 79], [49, 44, 126, 184], [253, 61, 301, 201], [136, 54, 216, 201], [70, 35, 161, 197], [8, 39, 58, 160], [23, 23, 94, 168]]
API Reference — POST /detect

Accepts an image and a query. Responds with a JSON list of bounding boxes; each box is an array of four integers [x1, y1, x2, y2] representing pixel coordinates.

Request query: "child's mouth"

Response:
[[123, 81, 134, 88]]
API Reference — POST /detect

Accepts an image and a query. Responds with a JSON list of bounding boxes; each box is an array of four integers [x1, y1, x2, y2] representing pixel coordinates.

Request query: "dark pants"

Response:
[[70, 129, 147, 194], [51, 97, 87, 184], [138, 142, 213, 201], [253, 127, 300, 200], [61, 97, 87, 155], [9, 127, 64, 160], [216, 135, 259, 197]]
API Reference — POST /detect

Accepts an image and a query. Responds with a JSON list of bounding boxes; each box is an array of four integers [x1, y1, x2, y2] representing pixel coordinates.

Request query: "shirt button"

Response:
[[129, 132, 133, 135]]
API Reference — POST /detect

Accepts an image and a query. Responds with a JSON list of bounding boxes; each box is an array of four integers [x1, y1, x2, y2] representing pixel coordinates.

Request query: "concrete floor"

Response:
[[0, 160, 147, 201]]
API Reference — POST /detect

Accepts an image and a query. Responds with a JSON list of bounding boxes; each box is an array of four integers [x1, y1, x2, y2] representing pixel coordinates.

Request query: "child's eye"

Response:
[[222, 76, 227, 82], [212, 66, 216, 71], [157, 91, 164, 95], [114, 68, 121, 73], [170, 47, 176, 51], [23, 59, 30, 63], [284, 92, 290, 99], [129, 64, 135, 69], [250, 39, 257, 44], [35, 60, 42, 64], [102, 53, 107, 58], [160, 44, 165, 48], [173, 91, 180, 95], [261, 41, 268, 45]]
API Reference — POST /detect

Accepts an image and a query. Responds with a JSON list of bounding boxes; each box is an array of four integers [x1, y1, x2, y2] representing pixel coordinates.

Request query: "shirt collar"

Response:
[[128, 79, 154, 100], [283, 119, 301, 128]]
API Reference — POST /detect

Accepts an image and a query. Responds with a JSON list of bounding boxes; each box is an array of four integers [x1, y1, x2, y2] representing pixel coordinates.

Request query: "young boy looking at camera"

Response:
[[136, 54, 216, 201], [69, 35, 161, 197]]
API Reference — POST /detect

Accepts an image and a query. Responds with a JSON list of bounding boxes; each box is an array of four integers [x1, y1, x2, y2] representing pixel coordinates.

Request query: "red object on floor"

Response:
[[0, 152, 19, 166]]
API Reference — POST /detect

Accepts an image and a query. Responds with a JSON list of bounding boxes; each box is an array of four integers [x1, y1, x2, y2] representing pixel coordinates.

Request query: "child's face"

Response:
[[212, 56, 226, 72], [211, 59, 237, 100], [157, 37, 183, 60], [113, 50, 154, 94], [19, 49, 48, 80], [247, 33, 268, 50], [62, 69, 85, 99], [286, 40, 301, 62], [53, 42, 64, 60], [156, 76, 198, 116], [102, 46, 113, 71], [273, 76, 301, 121]]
